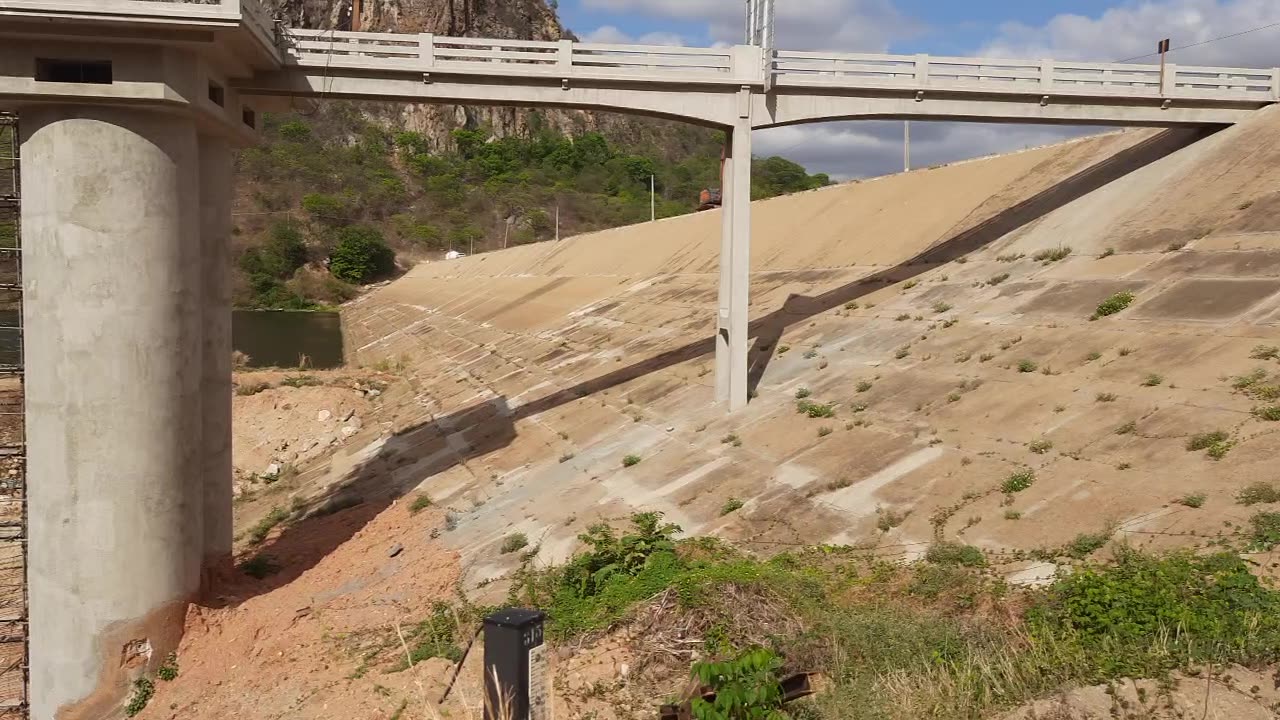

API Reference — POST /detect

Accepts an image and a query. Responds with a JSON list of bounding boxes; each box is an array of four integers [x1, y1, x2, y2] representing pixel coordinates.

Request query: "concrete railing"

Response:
[[773, 50, 1280, 101], [285, 29, 761, 84]]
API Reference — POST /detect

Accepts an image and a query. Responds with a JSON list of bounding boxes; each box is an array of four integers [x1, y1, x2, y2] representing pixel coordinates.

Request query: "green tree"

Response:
[[329, 226, 395, 284], [301, 193, 346, 224]]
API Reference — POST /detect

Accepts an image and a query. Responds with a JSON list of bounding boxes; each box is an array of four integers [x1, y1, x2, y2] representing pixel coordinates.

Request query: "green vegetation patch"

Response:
[[1092, 291, 1136, 319]]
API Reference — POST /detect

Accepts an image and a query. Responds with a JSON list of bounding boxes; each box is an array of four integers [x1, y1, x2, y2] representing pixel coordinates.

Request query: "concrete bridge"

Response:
[[0, 0, 1276, 717]]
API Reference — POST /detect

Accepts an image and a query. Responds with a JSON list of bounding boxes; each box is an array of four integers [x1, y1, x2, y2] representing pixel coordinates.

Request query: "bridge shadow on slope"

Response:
[[209, 126, 1210, 605]]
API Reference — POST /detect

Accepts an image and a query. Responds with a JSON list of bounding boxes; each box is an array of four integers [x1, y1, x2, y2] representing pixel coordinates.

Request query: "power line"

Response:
[[1114, 20, 1280, 63]]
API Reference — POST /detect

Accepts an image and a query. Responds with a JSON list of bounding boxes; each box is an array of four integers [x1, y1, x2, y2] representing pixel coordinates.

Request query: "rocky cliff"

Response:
[[266, 0, 689, 152]]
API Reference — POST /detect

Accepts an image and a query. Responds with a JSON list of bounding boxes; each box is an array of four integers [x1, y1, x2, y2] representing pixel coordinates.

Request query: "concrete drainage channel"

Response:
[[0, 112, 28, 719]]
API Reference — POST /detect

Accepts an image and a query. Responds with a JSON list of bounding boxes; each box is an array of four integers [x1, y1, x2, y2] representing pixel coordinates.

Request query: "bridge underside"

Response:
[[241, 71, 1258, 130]]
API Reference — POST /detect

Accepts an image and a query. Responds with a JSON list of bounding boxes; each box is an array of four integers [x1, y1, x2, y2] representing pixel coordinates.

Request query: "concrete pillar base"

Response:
[[22, 106, 205, 719]]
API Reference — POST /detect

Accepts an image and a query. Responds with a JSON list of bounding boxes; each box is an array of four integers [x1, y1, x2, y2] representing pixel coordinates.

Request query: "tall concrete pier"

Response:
[[0, 3, 274, 716]]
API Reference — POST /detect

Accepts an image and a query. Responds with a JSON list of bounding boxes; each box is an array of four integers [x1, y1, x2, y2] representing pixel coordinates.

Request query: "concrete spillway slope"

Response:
[[309, 108, 1280, 590]]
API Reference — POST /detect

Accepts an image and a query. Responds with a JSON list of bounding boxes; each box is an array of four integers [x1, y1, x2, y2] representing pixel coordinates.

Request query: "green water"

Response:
[[232, 310, 344, 369]]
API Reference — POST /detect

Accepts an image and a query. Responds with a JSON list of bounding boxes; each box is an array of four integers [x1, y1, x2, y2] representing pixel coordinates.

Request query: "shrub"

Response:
[[895, 346, 910, 359], [236, 381, 271, 396], [797, 401, 836, 418], [500, 533, 529, 554], [817, 426, 833, 437], [281, 374, 322, 388], [926, 542, 986, 568], [996, 253, 1024, 262], [1254, 405, 1280, 421], [1251, 345, 1280, 360], [1175, 493, 1206, 508], [1187, 431, 1229, 451], [1064, 531, 1110, 559], [895, 314, 912, 322], [691, 647, 786, 720], [1033, 246, 1071, 262], [156, 654, 179, 682], [1093, 291, 1136, 318], [1096, 392, 1118, 403], [1004, 510, 1023, 520], [1086, 351, 1102, 361], [124, 678, 155, 717], [248, 506, 289, 545], [239, 553, 280, 579], [795, 387, 812, 399], [1236, 482, 1280, 506], [409, 494, 433, 514], [932, 301, 953, 314], [1002, 469, 1035, 494], [856, 380, 873, 393], [1100, 247, 1116, 258], [1141, 373, 1164, 387], [329, 226, 395, 284], [1248, 512, 1280, 550], [1115, 421, 1137, 435], [720, 498, 745, 516], [622, 454, 642, 468], [1118, 347, 1135, 356], [1028, 438, 1053, 454], [1017, 359, 1038, 373], [987, 273, 1010, 286]]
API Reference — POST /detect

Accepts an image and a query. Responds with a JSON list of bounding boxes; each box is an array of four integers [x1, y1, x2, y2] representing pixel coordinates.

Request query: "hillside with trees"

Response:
[[231, 105, 831, 309]]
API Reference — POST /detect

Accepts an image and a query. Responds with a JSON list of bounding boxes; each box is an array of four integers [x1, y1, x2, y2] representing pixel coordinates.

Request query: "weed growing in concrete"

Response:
[[817, 426, 833, 437], [1251, 345, 1280, 360], [895, 346, 911, 359], [156, 653, 179, 682], [124, 678, 155, 717], [1004, 510, 1022, 520], [877, 508, 908, 532], [720, 498, 745, 516], [1187, 431, 1229, 452], [1248, 512, 1280, 550], [895, 314, 912, 322], [248, 507, 289, 545], [622, 454, 642, 468], [1092, 291, 1136, 319], [1254, 405, 1280, 421], [501, 533, 529, 555], [1002, 469, 1036, 494], [1100, 247, 1116, 258], [795, 387, 812, 399], [409, 494, 433, 514], [1096, 392, 1118, 403], [1064, 531, 1110, 559], [1017, 359, 1038, 373], [932, 301, 953, 314], [987, 273, 1010, 286], [1175, 493, 1206, 509], [794, 399, 832, 417], [1028, 438, 1053, 454], [1141, 373, 1164, 387], [1115, 421, 1137, 435], [240, 553, 280, 579], [1236, 482, 1280, 506], [926, 542, 986, 567], [1033, 246, 1071, 263]]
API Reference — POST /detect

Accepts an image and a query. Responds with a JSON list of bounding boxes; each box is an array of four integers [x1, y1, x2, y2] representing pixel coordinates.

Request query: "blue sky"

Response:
[[551, 0, 1280, 179]]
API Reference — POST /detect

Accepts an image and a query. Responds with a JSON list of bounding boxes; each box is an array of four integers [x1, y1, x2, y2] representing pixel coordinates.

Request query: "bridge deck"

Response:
[[283, 28, 1280, 107]]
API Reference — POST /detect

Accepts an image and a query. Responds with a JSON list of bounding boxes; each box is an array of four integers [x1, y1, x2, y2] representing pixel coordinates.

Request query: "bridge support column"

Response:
[[199, 135, 234, 570], [715, 118, 753, 412], [22, 106, 205, 719]]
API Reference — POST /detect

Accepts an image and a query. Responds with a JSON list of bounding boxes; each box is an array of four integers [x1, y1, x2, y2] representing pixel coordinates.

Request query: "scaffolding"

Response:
[[0, 113, 27, 719]]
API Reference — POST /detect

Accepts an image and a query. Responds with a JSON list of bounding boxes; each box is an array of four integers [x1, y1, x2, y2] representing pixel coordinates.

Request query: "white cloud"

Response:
[[580, 25, 687, 46], [580, 0, 921, 51], [981, 0, 1280, 67]]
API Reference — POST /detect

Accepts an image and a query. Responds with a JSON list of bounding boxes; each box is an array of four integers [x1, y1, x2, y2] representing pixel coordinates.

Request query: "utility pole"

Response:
[[555, 204, 560, 241], [351, 0, 361, 32], [904, 121, 911, 172], [650, 175, 656, 222]]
